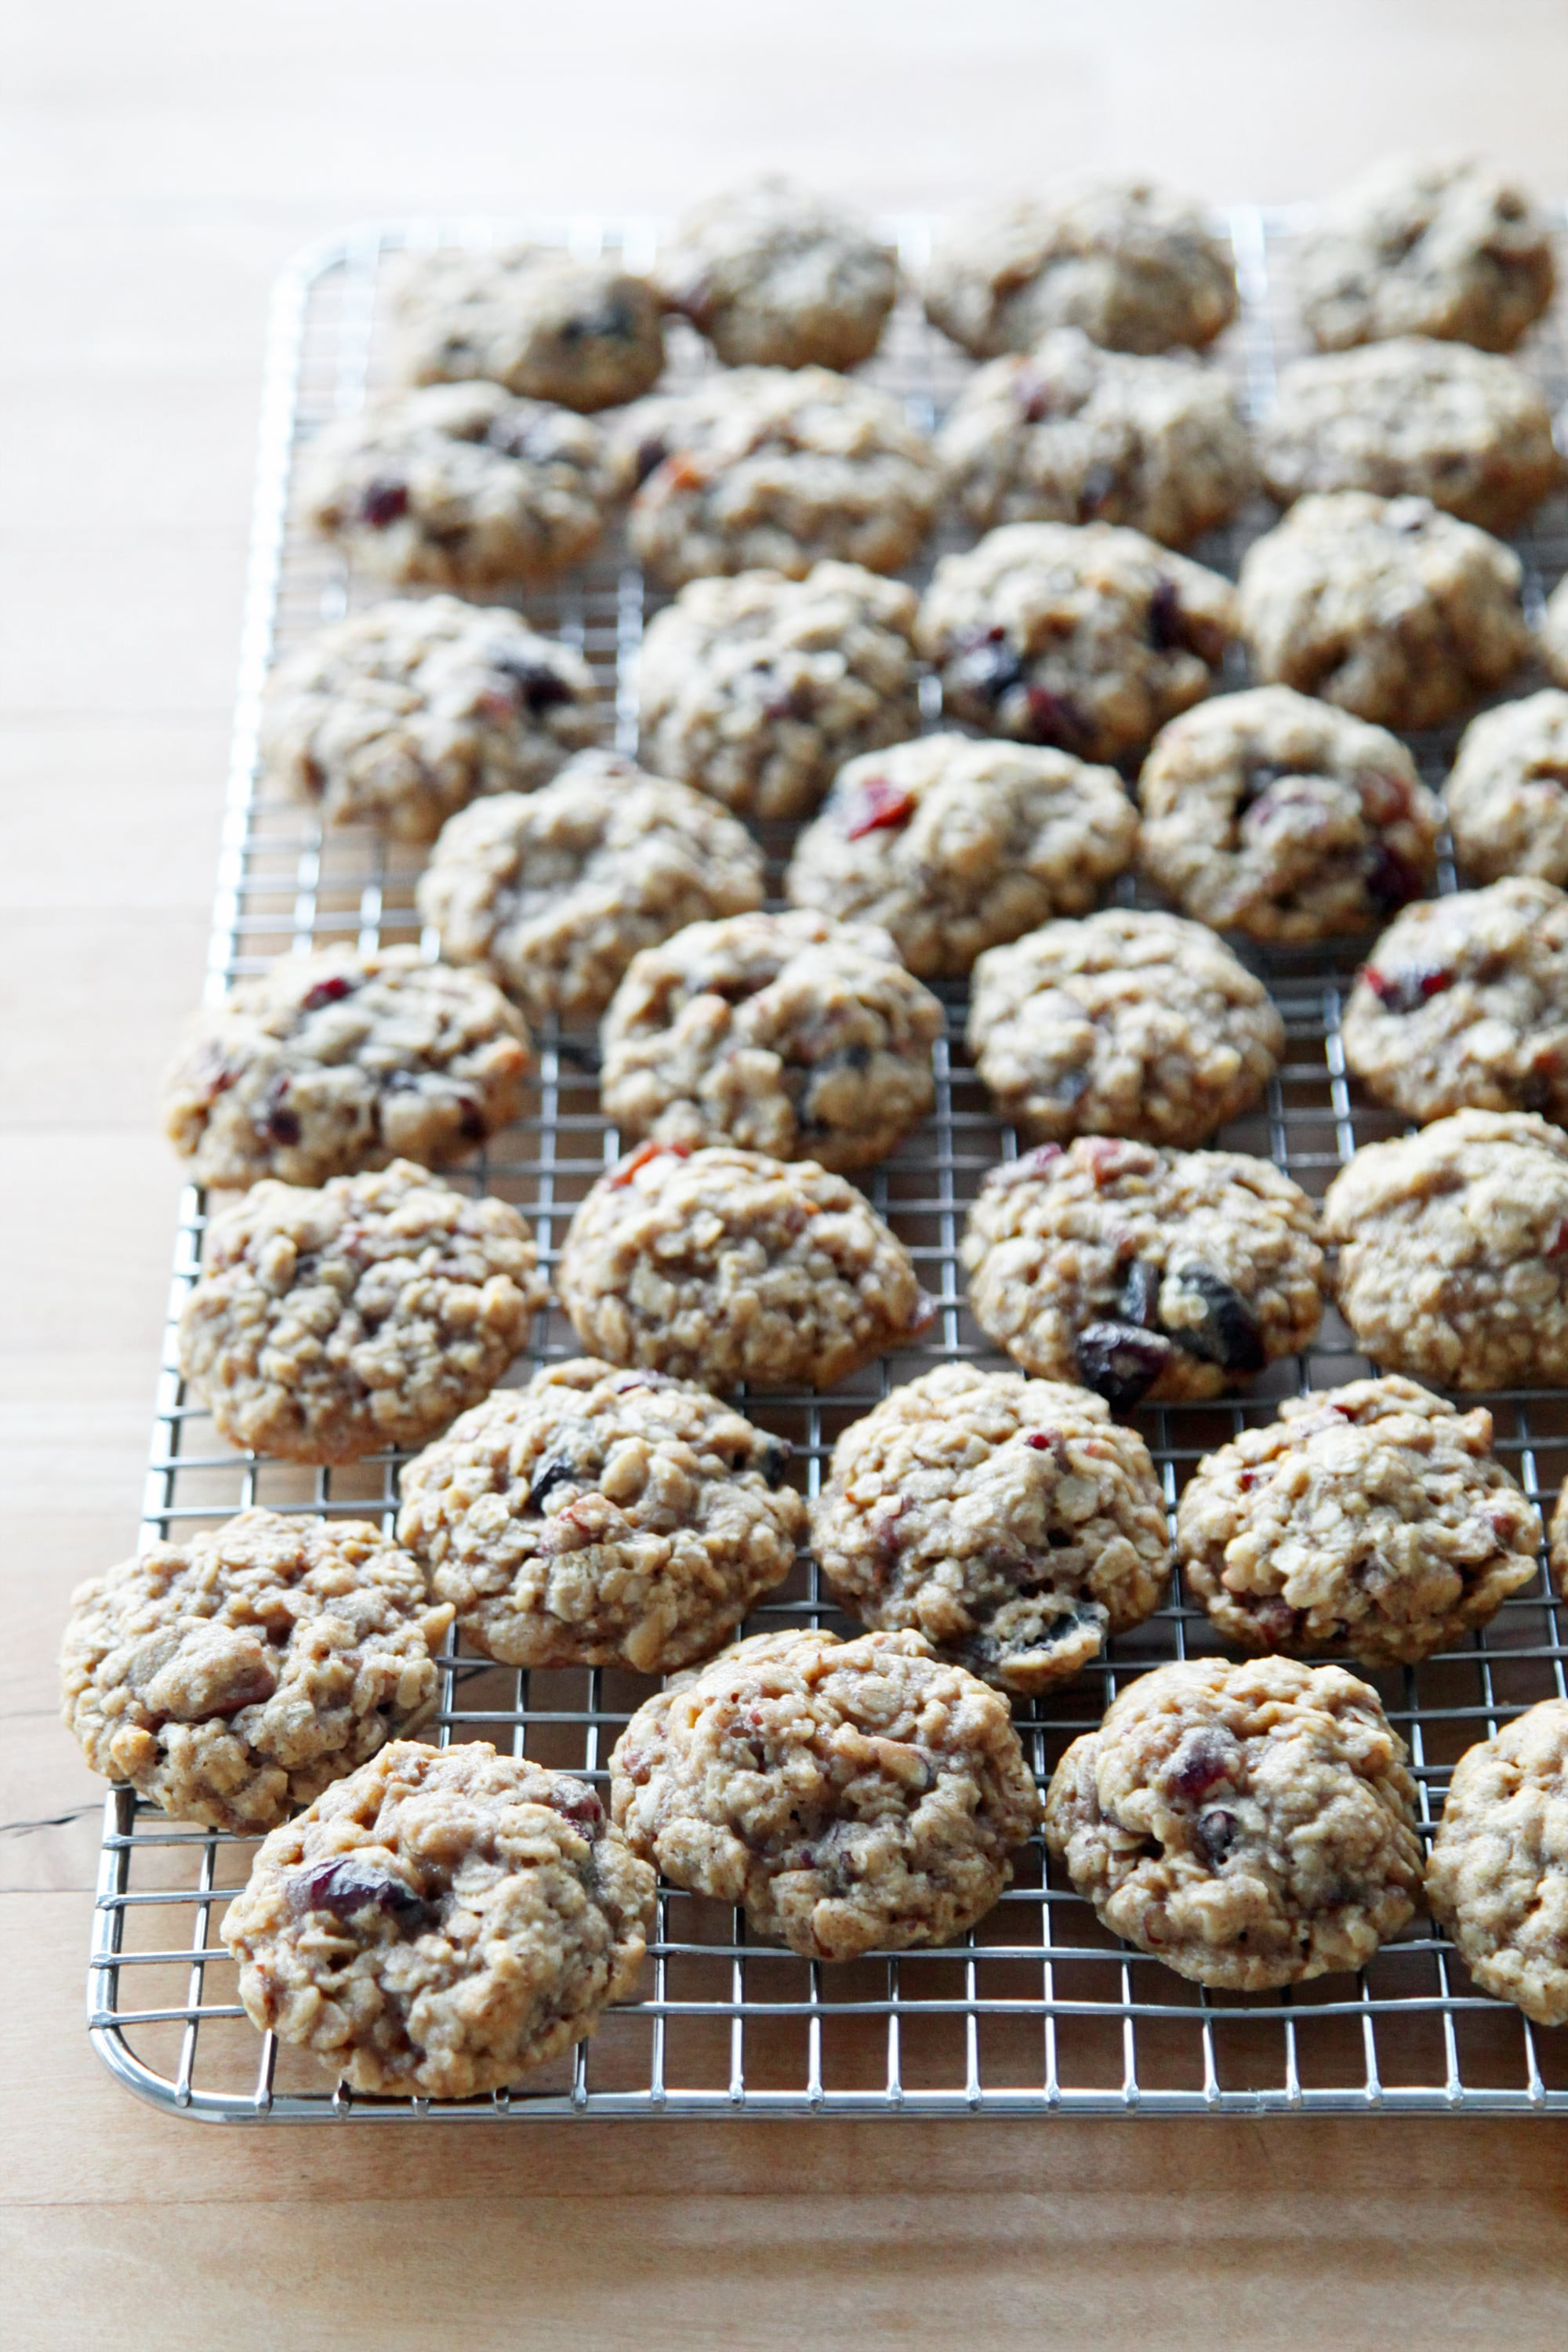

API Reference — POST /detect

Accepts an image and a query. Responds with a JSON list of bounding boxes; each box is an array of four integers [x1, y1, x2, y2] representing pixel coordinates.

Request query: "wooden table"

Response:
[[5, 5, 1568, 2339]]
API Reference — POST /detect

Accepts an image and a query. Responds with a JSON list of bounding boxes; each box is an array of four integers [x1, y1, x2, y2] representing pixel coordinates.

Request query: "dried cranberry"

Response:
[[1365, 842, 1426, 912], [1023, 1430, 1060, 1453], [1548, 1218, 1568, 1259], [952, 630, 1025, 706], [266, 1094, 302, 1147], [1148, 579, 1184, 652], [359, 477, 409, 529], [527, 1450, 582, 1512], [1196, 1807, 1239, 1865], [843, 777, 917, 840], [1165, 1265, 1265, 1375], [541, 1776, 604, 1836], [1080, 1138, 1152, 1184], [1359, 769, 1413, 826], [1164, 1729, 1239, 1802], [757, 1438, 792, 1488], [609, 1139, 691, 1185], [1362, 964, 1453, 1016], [456, 1097, 486, 1143], [494, 655, 573, 715], [1117, 1259, 1161, 1329], [299, 975, 354, 1012], [1073, 1321, 1177, 1412], [987, 1143, 1064, 1189], [1020, 685, 1087, 751], [288, 1854, 430, 1933]]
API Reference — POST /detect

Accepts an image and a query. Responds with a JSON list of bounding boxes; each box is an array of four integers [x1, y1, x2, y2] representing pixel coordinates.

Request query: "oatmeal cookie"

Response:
[[1551, 1479, 1568, 1605], [609, 1627, 1040, 1961], [938, 328, 1255, 546], [1044, 1655, 1424, 1991], [1447, 692, 1568, 888], [967, 908, 1284, 1147], [784, 733, 1136, 978], [392, 244, 664, 411], [1236, 491, 1530, 731], [301, 381, 627, 592], [599, 909, 943, 1172], [1323, 1109, 1568, 1390], [222, 1740, 654, 2097], [416, 750, 765, 1028], [635, 563, 920, 823], [397, 1358, 804, 1675], [61, 1508, 452, 1834], [258, 597, 599, 844], [1541, 578, 1568, 690], [655, 176, 897, 371], [1261, 338, 1562, 533], [962, 1138, 1323, 1410], [179, 1160, 545, 1464], [556, 1142, 928, 1394], [1178, 1377, 1542, 1668], [1137, 685, 1440, 942], [1342, 877, 1568, 1125], [924, 180, 1238, 358], [918, 521, 1236, 764], [623, 366, 938, 587], [162, 946, 532, 1191], [1426, 1700, 1568, 2027], [1297, 154, 1556, 355], [811, 1363, 1169, 1696]]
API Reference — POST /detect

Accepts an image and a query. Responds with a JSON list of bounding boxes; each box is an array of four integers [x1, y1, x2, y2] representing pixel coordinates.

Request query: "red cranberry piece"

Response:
[[1023, 1429, 1059, 1453], [1547, 1218, 1568, 1259], [288, 1854, 430, 1933], [1164, 1265, 1265, 1376], [1196, 1807, 1239, 1865], [1148, 579, 1184, 652], [1080, 1138, 1153, 1184], [1366, 843, 1426, 912], [844, 777, 917, 840], [493, 655, 574, 715], [987, 1143, 1065, 1191], [541, 1776, 604, 1837], [1164, 1728, 1240, 1802], [526, 1450, 582, 1512], [299, 975, 355, 1012], [266, 1094, 302, 1147], [359, 477, 409, 529], [1073, 1322, 1177, 1412], [609, 1138, 691, 1185], [456, 1097, 487, 1142], [1020, 685, 1087, 752], [1359, 769, 1414, 825], [1363, 963, 1453, 1016], [1117, 1259, 1161, 1329]]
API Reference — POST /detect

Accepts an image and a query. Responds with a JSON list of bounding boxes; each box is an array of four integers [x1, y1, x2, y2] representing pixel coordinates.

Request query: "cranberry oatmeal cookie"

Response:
[[962, 1138, 1323, 1410], [416, 750, 765, 1028], [785, 734, 1136, 979], [1237, 491, 1530, 732], [1342, 878, 1568, 1125], [1541, 578, 1568, 690], [924, 179, 1237, 358], [1323, 1109, 1568, 1390], [1260, 339, 1562, 534], [609, 1627, 1041, 1962], [918, 521, 1236, 764], [1550, 1478, 1568, 1604], [61, 1508, 452, 1834], [222, 1741, 654, 2097], [397, 1359, 805, 1676], [557, 1142, 928, 1393], [179, 1160, 545, 1464], [258, 597, 598, 844], [1137, 686, 1439, 942], [162, 946, 532, 1192], [599, 909, 942, 1173], [938, 328, 1255, 546], [1446, 692, 1568, 888], [1426, 1700, 1568, 2027], [1297, 154, 1556, 354], [1178, 1377, 1542, 1668], [635, 563, 920, 823], [392, 245, 664, 411], [1044, 1656, 1424, 1990], [655, 177, 898, 371], [811, 1363, 1169, 1696], [967, 908, 1284, 1147], [301, 381, 627, 592], [623, 366, 938, 587]]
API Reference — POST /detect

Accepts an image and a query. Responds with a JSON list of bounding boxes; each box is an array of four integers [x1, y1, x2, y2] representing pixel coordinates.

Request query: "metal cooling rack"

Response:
[[89, 207, 1568, 2120]]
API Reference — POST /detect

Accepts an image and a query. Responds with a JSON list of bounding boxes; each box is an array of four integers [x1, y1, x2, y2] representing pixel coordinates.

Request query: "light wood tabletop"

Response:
[[5, 5, 1568, 2343]]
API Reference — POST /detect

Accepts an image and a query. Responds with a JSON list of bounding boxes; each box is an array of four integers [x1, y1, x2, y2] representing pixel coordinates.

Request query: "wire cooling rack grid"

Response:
[[89, 209, 1568, 2120]]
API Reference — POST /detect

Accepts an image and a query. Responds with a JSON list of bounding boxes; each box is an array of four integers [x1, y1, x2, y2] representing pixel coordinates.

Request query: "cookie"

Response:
[[598, 909, 943, 1172], [301, 381, 627, 592], [1177, 1377, 1542, 1668], [258, 597, 600, 844], [635, 563, 921, 823], [1297, 154, 1556, 354], [1426, 1700, 1568, 2027], [811, 1363, 1169, 1695], [392, 244, 664, 411], [397, 1358, 805, 1675], [924, 179, 1238, 358], [1043, 1655, 1424, 1991], [608, 1627, 1041, 1962], [221, 1740, 654, 2097], [416, 750, 766, 1028], [1323, 1109, 1568, 1390], [1236, 491, 1530, 731], [962, 1138, 1323, 1410], [1551, 1477, 1568, 1604], [179, 1160, 545, 1464], [556, 1141, 929, 1394], [917, 521, 1236, 764], [1446, 691, 1568, 887], [1342, 877, 1568, 1125], [655, 176, 898, 370], [938, 327, 1255, 546], [966, 908, 1285, 1147], [623, 366, 938, 587], [784, 734, 1136, 978], [1260, 338, 1562, 533], [162, 946, 532, 1191], [1137, 685, 1440, 942], [1541, 578, 1568, 690], [60, 1508, 452, 1834]]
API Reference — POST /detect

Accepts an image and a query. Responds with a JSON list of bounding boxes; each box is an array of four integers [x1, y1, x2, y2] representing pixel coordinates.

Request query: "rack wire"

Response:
[[89, 206, 1568, 2119]]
